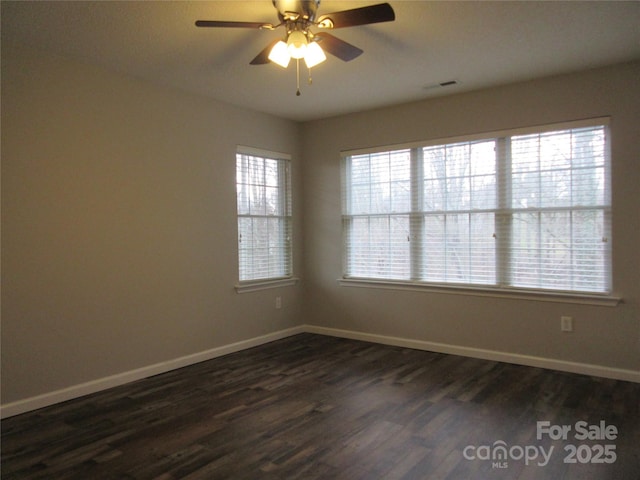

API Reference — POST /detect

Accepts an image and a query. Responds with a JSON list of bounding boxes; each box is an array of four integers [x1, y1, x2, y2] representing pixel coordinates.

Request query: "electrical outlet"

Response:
[[275, 296, 282, 309], [561, 316, 573, 332]]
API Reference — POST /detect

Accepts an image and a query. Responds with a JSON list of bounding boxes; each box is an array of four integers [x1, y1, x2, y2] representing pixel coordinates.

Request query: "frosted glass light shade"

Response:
[[268, 41, 291, 68], [304, 42, 326, 68]]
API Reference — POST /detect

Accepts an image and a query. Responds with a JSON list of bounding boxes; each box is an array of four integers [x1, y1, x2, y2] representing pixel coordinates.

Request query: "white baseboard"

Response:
[[0, 326, 305, 419], [304, 325, 640, 384], [3, 323, 638, 418]]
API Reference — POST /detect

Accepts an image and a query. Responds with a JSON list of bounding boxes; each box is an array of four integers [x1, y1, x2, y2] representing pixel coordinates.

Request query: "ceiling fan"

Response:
[[195, 1, 395, 94]]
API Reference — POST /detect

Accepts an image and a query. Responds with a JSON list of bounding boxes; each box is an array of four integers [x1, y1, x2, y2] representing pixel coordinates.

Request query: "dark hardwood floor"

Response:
[[2, 333, 639, 479]]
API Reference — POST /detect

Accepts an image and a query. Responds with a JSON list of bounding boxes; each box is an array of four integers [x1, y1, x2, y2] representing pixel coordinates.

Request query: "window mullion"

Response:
[[495, 137, 511, 287], [410, 147, 423, 281], [342, 157, 351, 276], [279, 161, 290, 276], [603, 126, 613, 292]]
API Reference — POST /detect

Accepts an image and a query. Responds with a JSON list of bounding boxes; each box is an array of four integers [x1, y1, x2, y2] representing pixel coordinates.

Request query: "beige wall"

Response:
[[300, 61, 640, 372], [1, 43, 305, 404]]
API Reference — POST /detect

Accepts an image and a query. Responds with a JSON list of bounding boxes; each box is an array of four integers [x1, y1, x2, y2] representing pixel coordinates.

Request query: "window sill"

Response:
[[338, 278, 622, 307], [235, 277, 299, 293]]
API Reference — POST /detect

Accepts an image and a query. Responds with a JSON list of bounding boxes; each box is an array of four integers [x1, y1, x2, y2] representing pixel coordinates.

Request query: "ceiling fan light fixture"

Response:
[[268, 40, 291, 68], [304, 41, 326, 68], [287, 30, 308, 59]]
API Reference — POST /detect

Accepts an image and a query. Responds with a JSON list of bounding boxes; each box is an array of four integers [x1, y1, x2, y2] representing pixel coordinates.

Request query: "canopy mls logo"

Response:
[[463, 420, 618, 469], [463, 441, 553, 468]]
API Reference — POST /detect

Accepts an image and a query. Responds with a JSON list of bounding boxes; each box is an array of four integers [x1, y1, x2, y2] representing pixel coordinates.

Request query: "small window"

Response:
[[236, 147, 292, 282], [342, 119, 611, 295]]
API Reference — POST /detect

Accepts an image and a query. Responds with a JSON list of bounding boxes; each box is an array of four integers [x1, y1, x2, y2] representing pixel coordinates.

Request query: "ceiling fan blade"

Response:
[[250, 39, 281, 65], [195, 20, 273, 29], [314, 32, 363, 62], [316, 3, 395, 29]]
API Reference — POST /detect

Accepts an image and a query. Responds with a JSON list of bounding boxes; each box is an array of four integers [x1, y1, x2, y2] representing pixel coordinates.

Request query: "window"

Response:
[[236, 147, 292, 284], [342, 119, 612, 296]]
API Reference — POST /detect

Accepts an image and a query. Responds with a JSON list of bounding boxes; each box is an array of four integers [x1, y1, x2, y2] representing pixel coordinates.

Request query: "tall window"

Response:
[[342, 119, 611, 294], [236, 147, 292, 282]]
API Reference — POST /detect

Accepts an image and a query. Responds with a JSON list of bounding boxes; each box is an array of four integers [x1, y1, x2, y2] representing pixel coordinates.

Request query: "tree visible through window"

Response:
[[236, 148, 292, 282], [342, 120, 611, 294]]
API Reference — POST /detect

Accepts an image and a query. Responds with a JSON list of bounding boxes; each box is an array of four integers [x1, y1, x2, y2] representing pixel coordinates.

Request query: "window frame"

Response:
[[235, 146, 297, 293], [340, 118, 621, 306]]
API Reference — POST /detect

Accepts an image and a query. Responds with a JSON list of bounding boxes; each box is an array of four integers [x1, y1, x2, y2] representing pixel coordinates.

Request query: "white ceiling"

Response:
[[3, 1, 640, 122]]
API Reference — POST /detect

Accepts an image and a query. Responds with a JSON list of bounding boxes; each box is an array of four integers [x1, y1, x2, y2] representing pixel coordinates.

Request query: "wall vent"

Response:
[[423, 80, 459, 91]]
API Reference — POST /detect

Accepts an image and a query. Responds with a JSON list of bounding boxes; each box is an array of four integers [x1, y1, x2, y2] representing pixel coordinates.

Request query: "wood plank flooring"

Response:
[[2, 333, 639, 479]]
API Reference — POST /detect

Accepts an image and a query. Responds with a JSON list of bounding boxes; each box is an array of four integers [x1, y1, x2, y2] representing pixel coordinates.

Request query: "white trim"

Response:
[[0, 326, 305, 419], [3, 323, 637, 419], [304, 325, 640, 383], [338, 278, 622, 307], [235, 277, 299, 293]]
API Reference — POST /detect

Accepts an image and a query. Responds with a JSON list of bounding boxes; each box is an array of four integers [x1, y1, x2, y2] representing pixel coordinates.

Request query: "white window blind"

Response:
[[420, 140, 498, 285], [342, 120, 611, 295], [236, 148, 292, 282], [505, 127, 610, 292], [344, 149, 412, 279]]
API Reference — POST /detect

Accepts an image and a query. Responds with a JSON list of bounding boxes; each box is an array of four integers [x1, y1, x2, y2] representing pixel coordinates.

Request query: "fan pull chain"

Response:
[[294, 61, 314, 95]]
